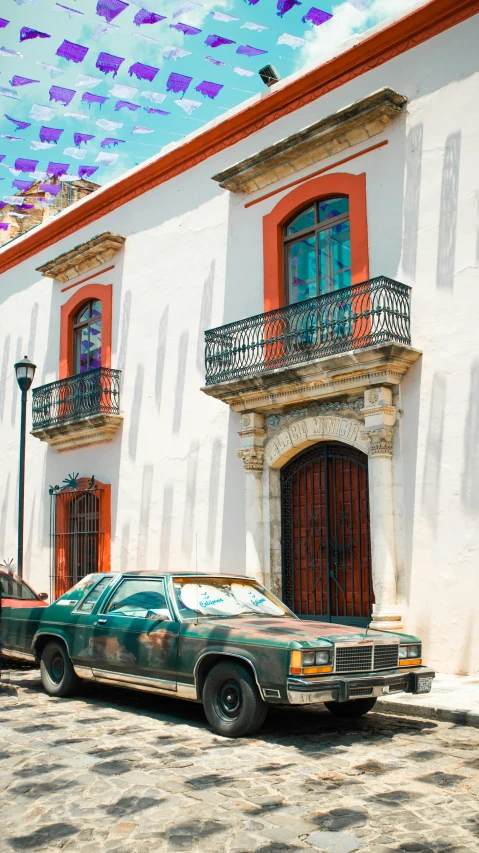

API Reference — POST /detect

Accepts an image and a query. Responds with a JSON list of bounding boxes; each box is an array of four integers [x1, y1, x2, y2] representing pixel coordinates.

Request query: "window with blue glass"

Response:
[[284, 197, 351, 304], [73, 299, 102, 374]]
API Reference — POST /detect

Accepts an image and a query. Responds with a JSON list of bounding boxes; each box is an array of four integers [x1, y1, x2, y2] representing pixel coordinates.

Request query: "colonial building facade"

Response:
[[0, 0, 477, 674]]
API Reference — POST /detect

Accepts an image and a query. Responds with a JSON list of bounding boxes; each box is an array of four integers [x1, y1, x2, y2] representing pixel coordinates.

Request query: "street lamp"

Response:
[[14, 355, 36, 579]]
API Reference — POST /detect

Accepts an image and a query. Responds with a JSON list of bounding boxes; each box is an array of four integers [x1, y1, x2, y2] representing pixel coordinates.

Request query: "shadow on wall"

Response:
[[456, 610, 474, 676], [117, 289, 131, 378], [197, 260, 214, 374], [421, 372, 446, 532], [128, 363, 144, 461], [436, 131, 461, 291], [219, 410, 245, 575], [173, 331, 189, 434], [461, 359, 479, 515], [137, 464, 154, 570], [207, 437, 222, 557], [0, 473, 10, 559], [402, 124, 423, 280], [155, 305, 169, 412], [159, 483, 173, 571], [182, 442, 200, 562]]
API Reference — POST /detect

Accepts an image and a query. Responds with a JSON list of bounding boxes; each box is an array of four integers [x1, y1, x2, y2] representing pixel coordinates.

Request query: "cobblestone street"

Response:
[[1, 667, 478, 853]]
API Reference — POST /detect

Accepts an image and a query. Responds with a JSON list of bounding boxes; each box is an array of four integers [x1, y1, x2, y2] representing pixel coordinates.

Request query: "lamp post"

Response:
[[14, 355, 36, 579]]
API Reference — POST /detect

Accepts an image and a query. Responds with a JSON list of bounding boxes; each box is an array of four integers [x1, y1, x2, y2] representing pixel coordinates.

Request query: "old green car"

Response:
[[0, 572, 435, 737]]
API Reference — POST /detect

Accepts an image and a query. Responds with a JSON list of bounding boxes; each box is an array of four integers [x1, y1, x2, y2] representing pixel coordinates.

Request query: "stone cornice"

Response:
[[212, 88, 406, 194], [35, 232, 125, 283], [202, 343, 422, 413]]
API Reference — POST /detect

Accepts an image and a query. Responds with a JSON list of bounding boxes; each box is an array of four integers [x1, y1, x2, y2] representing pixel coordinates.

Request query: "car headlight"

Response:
[[290, 649, 333, 674], [399, 644, 422, 663]]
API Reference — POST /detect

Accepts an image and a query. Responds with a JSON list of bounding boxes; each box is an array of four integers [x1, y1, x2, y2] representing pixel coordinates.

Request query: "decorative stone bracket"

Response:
[[237, 413, 265, 471]]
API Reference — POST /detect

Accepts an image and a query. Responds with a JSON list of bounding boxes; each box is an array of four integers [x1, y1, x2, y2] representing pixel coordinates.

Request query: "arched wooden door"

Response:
[[281, 441, 373, 625]]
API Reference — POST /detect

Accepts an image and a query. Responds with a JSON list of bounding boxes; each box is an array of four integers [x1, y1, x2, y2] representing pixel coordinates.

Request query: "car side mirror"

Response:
[[39, 593, 48, 600], [145, 609, 171, 622]]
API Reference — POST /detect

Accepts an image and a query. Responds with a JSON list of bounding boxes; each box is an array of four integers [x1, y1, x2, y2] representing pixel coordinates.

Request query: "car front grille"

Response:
[[335, 644, 399, 673], [373, 645, 399, 670], [335, 645, 373, 673]]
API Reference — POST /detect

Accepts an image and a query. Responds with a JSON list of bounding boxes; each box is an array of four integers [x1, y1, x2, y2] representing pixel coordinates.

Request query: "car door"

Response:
[[87, 577, 179, 691]]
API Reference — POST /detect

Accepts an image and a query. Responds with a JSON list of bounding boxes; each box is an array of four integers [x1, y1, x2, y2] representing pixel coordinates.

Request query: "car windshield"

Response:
[[173, 577, 291, 620], [0, 573, 38, 601]]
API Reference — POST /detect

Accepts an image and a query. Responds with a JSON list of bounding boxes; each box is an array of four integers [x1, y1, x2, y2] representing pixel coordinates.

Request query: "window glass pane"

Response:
[[88, 320, 102, 370], [0, 573, 37, 600], [318, 221, 351, 294], [106, 579, 169, 617], [91, 300, 102, 317], [287, 237, 317, 303], [79, 326, 89, 372], [318, 197, 349, 223], [286, 206, 315, 236], [76, 303, 91, 323], [77, 575, 112, 612]]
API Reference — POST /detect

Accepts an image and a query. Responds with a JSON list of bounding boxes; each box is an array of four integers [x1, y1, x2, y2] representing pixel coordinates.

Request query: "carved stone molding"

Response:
[[238, 412, 265, 472], [365, 426, 395, 457], [36, 232, 125, 282], [212, 88, 406, 194], [31, 412, 123, 452], [237, 447, 265, 471]]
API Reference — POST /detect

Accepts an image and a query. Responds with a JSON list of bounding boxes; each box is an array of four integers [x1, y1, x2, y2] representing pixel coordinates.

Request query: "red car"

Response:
[[0, 570, 48, 608]]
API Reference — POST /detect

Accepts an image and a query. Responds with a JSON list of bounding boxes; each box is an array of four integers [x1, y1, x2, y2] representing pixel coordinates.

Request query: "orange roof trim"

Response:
[[0, 0, 476, 277]]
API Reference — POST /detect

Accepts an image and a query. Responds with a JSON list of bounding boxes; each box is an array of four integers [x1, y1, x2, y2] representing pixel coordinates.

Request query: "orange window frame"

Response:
[[262, 172, 369, 312], [54, 479, 111, 599], [60, 283, 113, 379]]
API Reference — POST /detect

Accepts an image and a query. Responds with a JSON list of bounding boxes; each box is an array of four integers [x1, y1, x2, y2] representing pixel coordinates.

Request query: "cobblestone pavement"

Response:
[[1, 666, 479, 853]]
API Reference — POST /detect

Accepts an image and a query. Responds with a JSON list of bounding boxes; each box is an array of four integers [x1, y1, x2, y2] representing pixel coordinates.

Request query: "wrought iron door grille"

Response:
[[281, 442, 373, 624], [336, 645, 373, 672], [204, 276, 411, 386], [373, 644, 399, 670], [49, 479, 105, 601]]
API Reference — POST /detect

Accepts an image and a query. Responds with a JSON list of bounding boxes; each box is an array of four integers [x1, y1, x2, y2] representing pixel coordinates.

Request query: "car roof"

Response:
[[97, 571, 256, 579]]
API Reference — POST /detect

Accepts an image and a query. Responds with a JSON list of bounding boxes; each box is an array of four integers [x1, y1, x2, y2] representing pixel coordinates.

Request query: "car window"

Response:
[[0, 573, 38, 601], [76, 576, 113, 613], [105, 579, 170, 618], [55, 574, 109, 606]]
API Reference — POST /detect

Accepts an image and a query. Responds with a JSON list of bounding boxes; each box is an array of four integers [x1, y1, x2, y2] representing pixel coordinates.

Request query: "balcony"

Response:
[[31, 367, 122, 451], [202, 277, 421, 412]]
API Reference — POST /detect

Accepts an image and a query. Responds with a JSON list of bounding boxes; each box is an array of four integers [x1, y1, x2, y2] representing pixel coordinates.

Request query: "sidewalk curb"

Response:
[[377, 699, 479, 728]]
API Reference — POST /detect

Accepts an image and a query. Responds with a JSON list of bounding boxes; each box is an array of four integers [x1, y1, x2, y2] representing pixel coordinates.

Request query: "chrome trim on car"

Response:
[[91, 668, 177, 691], [193, 650, 264, 697], [0, 647, 36, 662], [286, 666, 435, 705], [87, 670, 197, 700], [32, 631, 72, 657], [333, 639, 400, 674], [72, 665, 94, 680]]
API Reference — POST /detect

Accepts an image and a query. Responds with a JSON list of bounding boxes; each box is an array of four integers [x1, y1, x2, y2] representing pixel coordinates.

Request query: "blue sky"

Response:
[[0, 0, 423, 194]]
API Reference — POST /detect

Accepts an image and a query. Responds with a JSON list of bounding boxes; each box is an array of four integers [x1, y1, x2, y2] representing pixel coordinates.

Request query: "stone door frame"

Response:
[[237, 387, 404, 631]]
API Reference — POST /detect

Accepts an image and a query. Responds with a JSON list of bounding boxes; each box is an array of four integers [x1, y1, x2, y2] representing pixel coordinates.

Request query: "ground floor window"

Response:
[[49, 476, 110, 600]]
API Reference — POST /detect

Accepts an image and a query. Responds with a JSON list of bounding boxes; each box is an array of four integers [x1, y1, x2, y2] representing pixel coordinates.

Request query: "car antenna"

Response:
[[195, 532, 198, 626]]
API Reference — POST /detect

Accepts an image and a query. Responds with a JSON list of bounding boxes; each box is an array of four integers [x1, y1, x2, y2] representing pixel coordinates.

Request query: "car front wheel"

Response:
[[324, 697, 377, 719], [40, 641, 78, 698], [202, 661, 267, 737]]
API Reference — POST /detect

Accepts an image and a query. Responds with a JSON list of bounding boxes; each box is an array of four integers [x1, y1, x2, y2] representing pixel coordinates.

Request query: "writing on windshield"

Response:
[[173, 579, 289, 619]]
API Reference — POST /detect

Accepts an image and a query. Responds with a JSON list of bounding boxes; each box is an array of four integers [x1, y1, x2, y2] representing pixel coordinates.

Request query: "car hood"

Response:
[[197, 617, 417, 647]]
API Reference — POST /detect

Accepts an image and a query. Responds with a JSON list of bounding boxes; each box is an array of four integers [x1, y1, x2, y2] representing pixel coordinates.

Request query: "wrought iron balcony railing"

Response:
[[204, 276, 411, 386], [32, 367, 121, 430]]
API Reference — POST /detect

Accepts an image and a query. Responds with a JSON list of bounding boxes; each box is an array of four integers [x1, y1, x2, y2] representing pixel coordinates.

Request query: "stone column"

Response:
[[237, 413, 265, 585], [362, 387, 403, 631]]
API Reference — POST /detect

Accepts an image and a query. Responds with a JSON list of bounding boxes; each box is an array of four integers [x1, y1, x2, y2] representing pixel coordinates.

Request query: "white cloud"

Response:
[[298, 0, 429, 69]]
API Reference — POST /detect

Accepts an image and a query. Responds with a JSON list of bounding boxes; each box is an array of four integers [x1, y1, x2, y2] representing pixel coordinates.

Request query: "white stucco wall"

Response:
[[0, 12, 478, 673]]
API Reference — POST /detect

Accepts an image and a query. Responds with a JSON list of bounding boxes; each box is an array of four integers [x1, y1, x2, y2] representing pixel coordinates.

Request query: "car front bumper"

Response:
[[286, 666, 435, 705]]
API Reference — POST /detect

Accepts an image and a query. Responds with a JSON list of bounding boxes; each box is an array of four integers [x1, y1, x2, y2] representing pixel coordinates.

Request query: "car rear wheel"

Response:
[[203, 661, 267, 737], [40, 641, 78, 698], [324, 697, 377, 719]]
